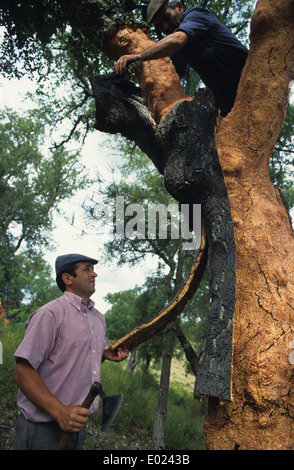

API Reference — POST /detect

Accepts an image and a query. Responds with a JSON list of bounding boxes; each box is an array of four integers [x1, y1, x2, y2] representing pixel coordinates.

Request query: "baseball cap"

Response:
[[146, 0, 168, 23], [55, 254, 98, 275]]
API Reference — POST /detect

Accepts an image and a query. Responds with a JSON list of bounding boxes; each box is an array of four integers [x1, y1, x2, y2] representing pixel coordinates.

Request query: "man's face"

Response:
[[153, 2, 184, 35], [63, 262, 97, 300]]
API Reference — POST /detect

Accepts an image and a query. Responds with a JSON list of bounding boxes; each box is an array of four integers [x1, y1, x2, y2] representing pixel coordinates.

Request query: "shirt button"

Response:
[[92, 349, 96, 353], [93, 370, 96, 374]]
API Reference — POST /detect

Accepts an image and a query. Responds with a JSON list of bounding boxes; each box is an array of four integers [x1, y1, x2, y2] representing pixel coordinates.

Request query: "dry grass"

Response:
[[170, 359, 195, 391]]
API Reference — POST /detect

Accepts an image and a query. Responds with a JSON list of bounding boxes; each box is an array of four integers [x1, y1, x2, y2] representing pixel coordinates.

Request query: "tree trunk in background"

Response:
[[152, 320, 177, 450], [153, 237, 184, 449]]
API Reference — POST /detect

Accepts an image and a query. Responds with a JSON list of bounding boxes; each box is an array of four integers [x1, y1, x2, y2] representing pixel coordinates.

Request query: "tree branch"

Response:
[[91, 73, 165, 173]]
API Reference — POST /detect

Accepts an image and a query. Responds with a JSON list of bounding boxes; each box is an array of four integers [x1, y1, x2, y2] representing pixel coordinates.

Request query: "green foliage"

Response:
[[0, 107, 86, 251], [0, 323, 23, 407], [2, 252, 61, 322], [104, 272, 209, 368], [0, 0, 67, 79], [0, 107, 87, 315], [104, 287, 142, 339], [164, 389, 206, 450], [101, 362, 158, 433], [104, 281, 168, 365]]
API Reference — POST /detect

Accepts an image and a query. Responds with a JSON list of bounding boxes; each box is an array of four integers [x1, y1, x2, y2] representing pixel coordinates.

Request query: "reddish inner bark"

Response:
[[106, 26, 192, 123]]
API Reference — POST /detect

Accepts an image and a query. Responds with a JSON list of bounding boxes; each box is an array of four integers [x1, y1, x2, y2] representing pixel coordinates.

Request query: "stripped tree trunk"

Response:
[[204, 0, 294, 449]]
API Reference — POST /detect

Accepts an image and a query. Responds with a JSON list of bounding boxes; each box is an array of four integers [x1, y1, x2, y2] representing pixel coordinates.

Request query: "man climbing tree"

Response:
[[115, 0, 248, 116]]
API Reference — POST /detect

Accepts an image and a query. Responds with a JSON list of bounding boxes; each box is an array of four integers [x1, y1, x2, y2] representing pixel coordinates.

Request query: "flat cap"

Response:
[[146, 0, 168, 23], [55, 253, 98, 275]]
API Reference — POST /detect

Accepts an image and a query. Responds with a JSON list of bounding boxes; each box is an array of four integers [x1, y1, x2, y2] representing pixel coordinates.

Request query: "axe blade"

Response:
[[101, 393, 123, 432]]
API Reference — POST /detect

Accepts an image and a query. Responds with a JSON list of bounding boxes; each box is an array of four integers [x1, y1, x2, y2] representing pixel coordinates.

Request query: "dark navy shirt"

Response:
[[171, 7, 248, 114], [174, 7, 247, 55]]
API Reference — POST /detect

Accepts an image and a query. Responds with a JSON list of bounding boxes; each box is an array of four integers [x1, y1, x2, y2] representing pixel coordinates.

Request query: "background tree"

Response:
[[0, 107, 87, 317], [105, 282, 169, 370], [1, 252, 61, 322]]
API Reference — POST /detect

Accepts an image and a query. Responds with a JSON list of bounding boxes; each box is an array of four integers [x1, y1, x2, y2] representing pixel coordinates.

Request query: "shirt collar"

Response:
[[63, 291, 95, 311]]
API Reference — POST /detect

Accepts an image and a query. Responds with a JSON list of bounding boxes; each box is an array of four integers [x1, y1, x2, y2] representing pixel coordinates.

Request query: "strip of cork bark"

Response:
[[105, 224, 207, 353]]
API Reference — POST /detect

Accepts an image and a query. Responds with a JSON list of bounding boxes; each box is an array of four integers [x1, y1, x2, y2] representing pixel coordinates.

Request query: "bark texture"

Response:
[[204, 0, 294, 449]]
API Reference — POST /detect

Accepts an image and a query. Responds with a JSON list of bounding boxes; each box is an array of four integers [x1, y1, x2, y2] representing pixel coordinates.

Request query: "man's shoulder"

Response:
[[180, 7, 217, 30], [38, 295, 66, 312], [26, 295, 66, 324], [183, 7, 212, 18]]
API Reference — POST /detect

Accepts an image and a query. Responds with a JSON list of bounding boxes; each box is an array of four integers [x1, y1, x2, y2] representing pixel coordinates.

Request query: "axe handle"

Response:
[[55, 390, 96, 450]]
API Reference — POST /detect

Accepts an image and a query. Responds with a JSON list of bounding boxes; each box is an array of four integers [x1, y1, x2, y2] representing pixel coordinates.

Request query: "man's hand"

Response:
[[56, 404, 90, 433], [114, 54, 141, 74], [103, 346, 129, 362]]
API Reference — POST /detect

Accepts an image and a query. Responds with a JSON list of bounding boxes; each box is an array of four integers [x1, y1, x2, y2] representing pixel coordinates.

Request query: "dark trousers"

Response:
[[198, 46, 248, 116], [13, 412, 87, 450]]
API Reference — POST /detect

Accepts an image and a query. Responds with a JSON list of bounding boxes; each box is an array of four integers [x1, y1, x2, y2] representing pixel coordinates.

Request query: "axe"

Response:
[[55, 382, 123, 450]]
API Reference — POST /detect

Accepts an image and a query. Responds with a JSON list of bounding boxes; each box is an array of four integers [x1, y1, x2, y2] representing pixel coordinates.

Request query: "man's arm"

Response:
[[114, 31, 189, 74], [13, 358, 90, 432]]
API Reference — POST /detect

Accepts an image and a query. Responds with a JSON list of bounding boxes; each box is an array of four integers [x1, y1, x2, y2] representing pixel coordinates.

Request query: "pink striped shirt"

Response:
[[14, 291, 107, 423]]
